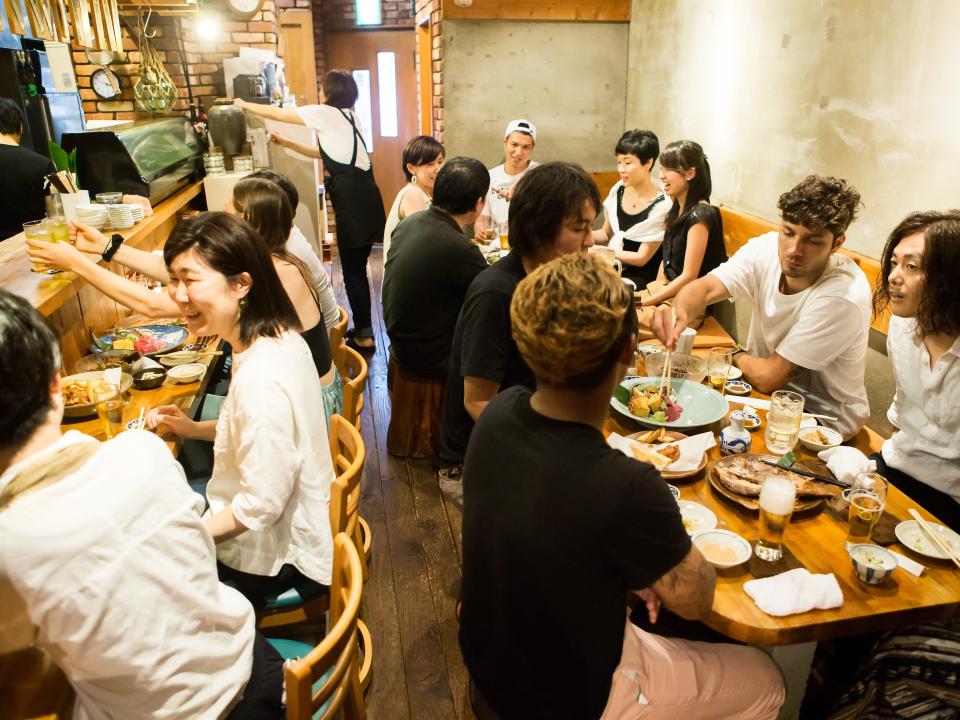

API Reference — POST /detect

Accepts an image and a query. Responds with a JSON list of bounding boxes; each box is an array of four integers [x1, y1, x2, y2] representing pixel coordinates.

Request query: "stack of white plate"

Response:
[[75, 204, 108, 229], [108, 204, 135, 230], [129, 205, 145, 223]]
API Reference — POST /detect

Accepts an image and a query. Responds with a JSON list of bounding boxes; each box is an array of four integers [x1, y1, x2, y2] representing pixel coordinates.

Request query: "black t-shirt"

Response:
[[382, 207, 488, 378], [434, 251, 534, 467], [616, 187, 665, 287], [661, 203, 727, 282], [0, 144, 53, 241], [459, 387, 692, 719]]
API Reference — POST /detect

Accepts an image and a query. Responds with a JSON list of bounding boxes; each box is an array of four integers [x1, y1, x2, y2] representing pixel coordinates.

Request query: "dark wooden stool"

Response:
[[387, 353, 445, 458]]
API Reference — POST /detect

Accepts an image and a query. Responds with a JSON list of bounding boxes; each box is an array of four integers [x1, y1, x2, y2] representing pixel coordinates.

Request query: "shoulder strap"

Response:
[[336, 108, 369, 166], [0, 441, 100, 511]]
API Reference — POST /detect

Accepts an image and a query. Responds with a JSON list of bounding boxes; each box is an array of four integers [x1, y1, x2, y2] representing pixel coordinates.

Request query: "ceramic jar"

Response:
[[720, 411, 752, 455]]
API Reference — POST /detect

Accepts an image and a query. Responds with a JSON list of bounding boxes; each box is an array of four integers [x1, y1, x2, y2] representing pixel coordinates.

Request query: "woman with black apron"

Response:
[[236, 70, 386, 351]]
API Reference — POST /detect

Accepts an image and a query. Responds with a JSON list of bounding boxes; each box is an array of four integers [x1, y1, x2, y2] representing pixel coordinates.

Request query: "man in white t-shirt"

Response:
[[0, 289, 282, 719], [474, 118, 540, 239], [652, 176, 871, 440]]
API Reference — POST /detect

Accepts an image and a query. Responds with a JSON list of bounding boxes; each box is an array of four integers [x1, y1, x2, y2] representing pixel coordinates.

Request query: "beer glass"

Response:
[[845, 472, 888, 548], [24, 220, 56, 274], [765, 390, 804, 456], [93, 383, 124, 439], [707, 347, 733, 393], [755, 475, 796, 561], [497, 222, 510, 251]]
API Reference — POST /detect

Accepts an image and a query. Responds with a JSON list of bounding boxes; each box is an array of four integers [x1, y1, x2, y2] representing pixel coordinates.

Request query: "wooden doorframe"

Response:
[[278, 8, 319, 106], [416, 17, 432, 136]]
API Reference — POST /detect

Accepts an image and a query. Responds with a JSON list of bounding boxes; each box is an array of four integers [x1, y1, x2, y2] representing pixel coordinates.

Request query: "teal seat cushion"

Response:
[[266, 587, 304, 609], [266, 638, 335, 719]]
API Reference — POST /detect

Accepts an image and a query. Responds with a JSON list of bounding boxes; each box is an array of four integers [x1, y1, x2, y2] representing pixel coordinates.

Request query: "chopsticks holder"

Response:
[[908, 509, 960, 570]]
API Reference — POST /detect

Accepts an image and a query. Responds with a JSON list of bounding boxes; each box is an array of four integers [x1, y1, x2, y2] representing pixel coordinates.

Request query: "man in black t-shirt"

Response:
[[433, 162, 603, 496], [0, 99, 53, 241], [382, 157, 489, 378], [460, 253, 785, 719]]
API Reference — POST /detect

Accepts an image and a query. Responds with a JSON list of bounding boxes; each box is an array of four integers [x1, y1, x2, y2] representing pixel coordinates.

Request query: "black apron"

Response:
[[319, 109, 386, 249]]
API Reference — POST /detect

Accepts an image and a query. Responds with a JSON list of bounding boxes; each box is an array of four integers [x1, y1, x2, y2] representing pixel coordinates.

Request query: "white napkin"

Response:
[[607, 431, 715, 473], [131, 355, 163, 373], [103, 366, 122, 386], [743, 568, 843, 616], [817, 446, 876, 486]]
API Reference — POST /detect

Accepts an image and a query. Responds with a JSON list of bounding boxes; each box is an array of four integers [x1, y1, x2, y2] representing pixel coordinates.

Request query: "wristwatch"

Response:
[[731, 343, 747, 356], [102, 233, 124, 262]]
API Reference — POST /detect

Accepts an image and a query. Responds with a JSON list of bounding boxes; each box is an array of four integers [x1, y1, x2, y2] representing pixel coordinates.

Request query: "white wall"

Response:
[[625, 0, 960, 257], [443, 20, 629, 171]]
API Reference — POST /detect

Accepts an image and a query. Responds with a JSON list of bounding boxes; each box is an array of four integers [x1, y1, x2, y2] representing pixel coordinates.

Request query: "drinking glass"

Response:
[[232, 154, 254, 173], [845, 472, 888, 548], [24, 220, 59, 274], [707, 347, 733, 394], [497, 222, 510, 251], [755, 475, 796, 561], [203, 152, 225, 176], [764, 390, 805, 456], [93, 383, 124, 439]]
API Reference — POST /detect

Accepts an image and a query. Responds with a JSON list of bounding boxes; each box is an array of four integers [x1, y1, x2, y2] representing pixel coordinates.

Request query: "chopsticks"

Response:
[[804, 413, 838, 422], [908, 509, 960, 570], [658, 309, 676, 398], [758, 459, 848, 488], [135, 407, 146, 431]]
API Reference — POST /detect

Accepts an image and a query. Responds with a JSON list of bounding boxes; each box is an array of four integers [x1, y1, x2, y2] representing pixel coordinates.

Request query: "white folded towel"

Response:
[[131, 355, 163, 373], [817, 446, 876, 486], [743, 568, 843, 616]]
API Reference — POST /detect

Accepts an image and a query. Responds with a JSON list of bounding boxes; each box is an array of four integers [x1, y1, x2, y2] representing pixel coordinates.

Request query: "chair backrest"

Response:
[[329, 306, 348, 358], [284, 534, 365, 720], [339, 344, 368, 430], [328, 415, 365, 546]]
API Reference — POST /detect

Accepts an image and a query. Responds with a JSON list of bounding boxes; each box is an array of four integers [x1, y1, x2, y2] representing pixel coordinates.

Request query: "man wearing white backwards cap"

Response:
[[475, 118, 539, 240]]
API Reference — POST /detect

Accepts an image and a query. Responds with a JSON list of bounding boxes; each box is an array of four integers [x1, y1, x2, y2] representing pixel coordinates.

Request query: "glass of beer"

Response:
[[845, 472, 888, 548], [764, 390, 804, 456], [707, 347, 733, 393], [497, 222, 510, 251], [93, 382, 124, 439], [24, 220, 55, 274], [755, 475, 797, 561]]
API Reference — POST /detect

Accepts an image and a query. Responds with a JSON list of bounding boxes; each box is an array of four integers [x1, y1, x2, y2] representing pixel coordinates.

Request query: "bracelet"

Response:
[[102, 233, 124, 262]]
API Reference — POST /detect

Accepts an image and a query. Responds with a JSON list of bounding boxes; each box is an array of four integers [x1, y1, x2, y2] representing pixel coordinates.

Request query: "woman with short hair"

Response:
[[382, 135, 445, 262]]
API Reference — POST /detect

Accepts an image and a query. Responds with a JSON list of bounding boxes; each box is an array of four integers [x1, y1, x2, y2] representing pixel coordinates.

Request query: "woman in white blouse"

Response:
[[382, 135, 445, 262], [148, 212, 336, 605], [872, 210, 960, 532]]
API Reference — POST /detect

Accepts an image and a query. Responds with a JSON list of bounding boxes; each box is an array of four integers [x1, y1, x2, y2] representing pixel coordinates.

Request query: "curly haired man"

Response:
[[653, 175, 871, 439]]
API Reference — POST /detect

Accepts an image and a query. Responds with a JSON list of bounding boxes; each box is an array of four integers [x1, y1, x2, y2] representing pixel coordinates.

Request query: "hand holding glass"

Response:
[[755, 475, 797, 561], [765, 390, 804, 455]]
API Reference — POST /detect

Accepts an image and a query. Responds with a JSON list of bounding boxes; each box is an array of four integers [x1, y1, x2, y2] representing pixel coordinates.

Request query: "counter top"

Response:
[[0, 181, 203, 317]]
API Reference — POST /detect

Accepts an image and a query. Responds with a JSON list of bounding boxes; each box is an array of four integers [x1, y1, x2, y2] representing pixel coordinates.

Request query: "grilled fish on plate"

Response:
[[714, 456, 835, 497]]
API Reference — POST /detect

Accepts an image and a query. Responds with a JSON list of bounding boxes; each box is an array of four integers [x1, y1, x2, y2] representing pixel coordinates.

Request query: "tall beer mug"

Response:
[[755, 475, 796, 561]]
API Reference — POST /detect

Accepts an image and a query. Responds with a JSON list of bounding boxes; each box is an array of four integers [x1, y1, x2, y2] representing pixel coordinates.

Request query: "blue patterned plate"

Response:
[[93, 324, 189, 357]]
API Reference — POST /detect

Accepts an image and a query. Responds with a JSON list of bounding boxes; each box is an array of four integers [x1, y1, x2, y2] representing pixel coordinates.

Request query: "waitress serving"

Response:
[[237, 69, 386, 352]]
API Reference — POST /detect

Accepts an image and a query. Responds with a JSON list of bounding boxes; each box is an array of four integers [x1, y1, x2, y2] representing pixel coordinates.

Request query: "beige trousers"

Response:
[[635, 281, 705, 341], [601, 619, 785, 719]]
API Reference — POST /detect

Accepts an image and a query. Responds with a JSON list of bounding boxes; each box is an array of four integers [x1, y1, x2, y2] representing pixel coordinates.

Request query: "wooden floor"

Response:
[[331, 246, 471, 720]]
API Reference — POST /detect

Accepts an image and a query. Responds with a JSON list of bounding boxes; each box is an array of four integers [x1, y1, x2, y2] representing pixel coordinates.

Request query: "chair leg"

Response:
[[357, 618, 373, 693], [344, 655, 367, 720], [356, 518, 371, 582]]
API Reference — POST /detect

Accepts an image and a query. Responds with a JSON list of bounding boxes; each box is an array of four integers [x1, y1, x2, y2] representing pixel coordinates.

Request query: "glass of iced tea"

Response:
[[755, 475, 796, 561], [845, 472, 888, 548], [93, 382, 124, 439], [707, 347, 733, 394], [24, 220, 58, 274]]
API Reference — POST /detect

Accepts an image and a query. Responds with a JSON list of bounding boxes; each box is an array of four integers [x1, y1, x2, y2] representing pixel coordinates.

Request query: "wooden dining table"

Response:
[[605, 364, 960, 719]]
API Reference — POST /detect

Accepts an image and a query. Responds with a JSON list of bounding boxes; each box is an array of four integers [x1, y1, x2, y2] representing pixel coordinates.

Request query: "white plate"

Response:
[[61, 371, 133, 417], [726, 366, 743, 380], [691, 529, 752, 568], [679, 500, 718, 535], [894, 520, 960, 560]]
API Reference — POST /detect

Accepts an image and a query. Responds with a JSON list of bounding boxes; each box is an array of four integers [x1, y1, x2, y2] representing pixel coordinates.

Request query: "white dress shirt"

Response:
[[711, 232, 872, 440], [0, 431, 254, 720], [882, 315, 960, 503], [208, 331, 335, 585]]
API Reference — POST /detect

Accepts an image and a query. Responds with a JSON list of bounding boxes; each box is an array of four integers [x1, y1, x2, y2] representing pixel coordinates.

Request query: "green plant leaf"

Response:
[[48, 141, 69, 172], [613, 384, 631, 405], [68, 148, 77, 174], [777, 451, 797, 468]]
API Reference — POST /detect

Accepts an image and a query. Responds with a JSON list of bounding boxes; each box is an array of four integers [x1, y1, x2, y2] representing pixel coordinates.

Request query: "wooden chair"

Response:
[[268, 534, 367, 720], [329, 306, 348, 359], [336, 343, 368, 432], [385, 351, 445, 458]]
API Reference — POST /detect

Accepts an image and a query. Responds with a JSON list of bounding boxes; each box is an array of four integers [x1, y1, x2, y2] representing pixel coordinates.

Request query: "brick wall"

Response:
[[74, 1, 280, 122], [416, 0, 442, 142]]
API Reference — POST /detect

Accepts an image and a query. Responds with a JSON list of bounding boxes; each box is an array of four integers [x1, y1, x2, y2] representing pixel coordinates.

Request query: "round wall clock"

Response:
[[92, 67, 121, 99], [226, 0, 264, 19]]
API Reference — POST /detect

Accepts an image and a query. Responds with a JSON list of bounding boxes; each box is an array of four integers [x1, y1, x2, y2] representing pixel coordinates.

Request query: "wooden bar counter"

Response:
[[0, 181, 204, 373]]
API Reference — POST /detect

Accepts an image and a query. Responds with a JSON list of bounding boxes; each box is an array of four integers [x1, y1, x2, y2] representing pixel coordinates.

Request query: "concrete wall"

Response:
[[443, 20, 629, 171], [625, 0, 960, 259]]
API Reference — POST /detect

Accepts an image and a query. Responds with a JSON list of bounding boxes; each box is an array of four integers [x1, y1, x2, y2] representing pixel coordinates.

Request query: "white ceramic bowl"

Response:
[[691, 529, 752, 568], [679, 500, 718, 535], [167, 362, 206, 384], [849, 543, 897, 584], [798, 426, 842, 452]]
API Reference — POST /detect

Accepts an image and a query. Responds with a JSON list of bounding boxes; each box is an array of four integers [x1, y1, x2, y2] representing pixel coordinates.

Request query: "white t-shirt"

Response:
[[295, 104, 371, 171], [0, 431, 254, 720], [711, 232, 871, 439], [882, 315, 960, 502], [208, 331, 335, 584], [286, 225, 339, 330], [482, 161, 541, 226]]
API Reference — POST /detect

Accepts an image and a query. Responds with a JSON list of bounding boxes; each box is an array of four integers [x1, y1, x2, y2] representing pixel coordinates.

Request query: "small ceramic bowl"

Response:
[[167, 363, 205, 384], [636, 343, 663, 358], [666, 483, 681, 501], [724, 380, 752, 396], [798, 425, 842, 452], [691, 529, 752, 569], [133, 367, 167, 390], [739, 410, 762, 431], [849, 544, 897, 584]]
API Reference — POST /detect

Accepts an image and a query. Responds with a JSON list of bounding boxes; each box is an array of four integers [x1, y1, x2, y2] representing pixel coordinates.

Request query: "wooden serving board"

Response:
[[706, 455, 828, 514]]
